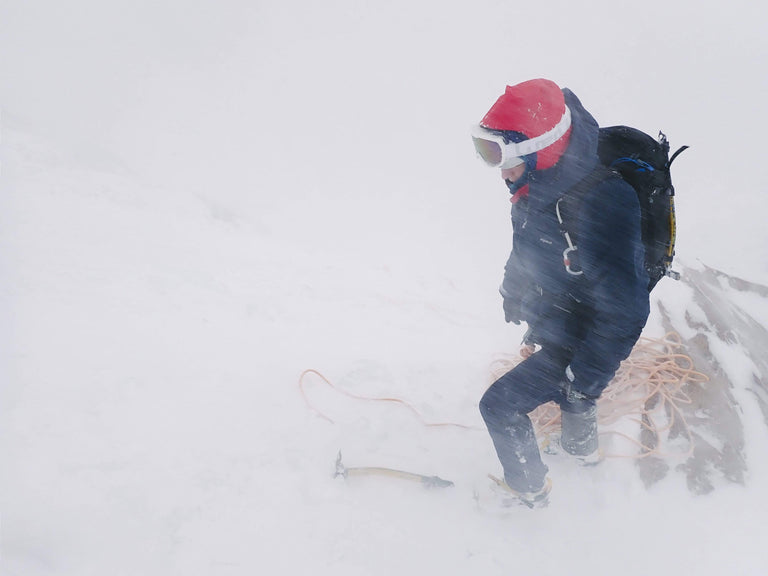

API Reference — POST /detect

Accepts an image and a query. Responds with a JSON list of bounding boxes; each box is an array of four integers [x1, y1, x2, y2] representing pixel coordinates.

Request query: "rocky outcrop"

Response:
[[646, 265, 765, 493]]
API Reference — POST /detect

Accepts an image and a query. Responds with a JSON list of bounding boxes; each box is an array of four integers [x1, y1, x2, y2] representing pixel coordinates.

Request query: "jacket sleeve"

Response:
[[568, 178, 651, 397]]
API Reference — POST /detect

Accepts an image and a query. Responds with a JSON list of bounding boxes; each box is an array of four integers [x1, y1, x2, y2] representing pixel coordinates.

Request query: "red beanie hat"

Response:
[[480, 79, 572, 170]]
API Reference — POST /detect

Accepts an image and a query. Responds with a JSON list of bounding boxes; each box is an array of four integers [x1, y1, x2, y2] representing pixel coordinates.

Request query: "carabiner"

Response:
[[563, 246, 583, 276]]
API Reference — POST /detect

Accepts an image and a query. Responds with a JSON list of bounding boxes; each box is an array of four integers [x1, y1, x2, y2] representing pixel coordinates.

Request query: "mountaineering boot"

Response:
[[560, 401, 599, 459], [559, 372, 600, 461], [489, 473, 552, 509]]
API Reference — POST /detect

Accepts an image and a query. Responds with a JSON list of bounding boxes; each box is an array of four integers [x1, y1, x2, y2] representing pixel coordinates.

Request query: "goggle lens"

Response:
[[472, 136, 502, 167], [472, 135, 524, 169]]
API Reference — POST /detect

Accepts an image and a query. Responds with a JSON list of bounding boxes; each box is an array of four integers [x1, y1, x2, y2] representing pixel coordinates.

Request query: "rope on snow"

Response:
[[299, 332, 708, 460]]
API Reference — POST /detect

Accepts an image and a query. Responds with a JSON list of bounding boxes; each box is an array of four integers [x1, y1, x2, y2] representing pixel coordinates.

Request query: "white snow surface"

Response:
[[2, 1, 768, 574]]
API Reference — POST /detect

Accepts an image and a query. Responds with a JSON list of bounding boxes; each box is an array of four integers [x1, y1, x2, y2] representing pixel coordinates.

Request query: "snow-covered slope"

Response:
[[2, 1, 768, 575]]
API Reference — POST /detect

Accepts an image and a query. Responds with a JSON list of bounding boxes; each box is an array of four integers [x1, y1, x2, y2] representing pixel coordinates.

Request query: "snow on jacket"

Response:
[[500, 88, 650, 398]]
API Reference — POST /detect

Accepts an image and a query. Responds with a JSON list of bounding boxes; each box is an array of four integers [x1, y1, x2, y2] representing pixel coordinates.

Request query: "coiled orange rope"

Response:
[[491, 332, 708, 459]]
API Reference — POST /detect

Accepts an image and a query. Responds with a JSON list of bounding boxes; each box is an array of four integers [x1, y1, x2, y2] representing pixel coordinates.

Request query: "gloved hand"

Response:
[[499, 275, 528, 325], [503, 296, 522, 324]]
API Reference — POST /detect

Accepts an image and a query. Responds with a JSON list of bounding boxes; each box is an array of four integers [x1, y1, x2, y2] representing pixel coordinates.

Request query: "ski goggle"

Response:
[[471, 126, 525, 169], [471, 105, 572, 169]]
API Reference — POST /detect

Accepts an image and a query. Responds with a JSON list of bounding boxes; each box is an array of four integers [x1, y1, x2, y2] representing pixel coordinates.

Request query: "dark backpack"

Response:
[[559, 126, 689, 291]]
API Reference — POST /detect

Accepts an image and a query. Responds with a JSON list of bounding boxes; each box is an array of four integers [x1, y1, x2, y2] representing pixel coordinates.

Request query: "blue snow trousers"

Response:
[[479, 347, 572, 493]]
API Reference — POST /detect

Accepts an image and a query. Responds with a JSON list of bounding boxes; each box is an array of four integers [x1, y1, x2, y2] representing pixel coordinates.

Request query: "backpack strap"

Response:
[[556, 166, 617, 276]]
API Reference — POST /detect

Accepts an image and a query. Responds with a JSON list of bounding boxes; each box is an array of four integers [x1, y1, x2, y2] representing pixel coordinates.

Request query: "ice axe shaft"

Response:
[[334, 451, 453, 489]]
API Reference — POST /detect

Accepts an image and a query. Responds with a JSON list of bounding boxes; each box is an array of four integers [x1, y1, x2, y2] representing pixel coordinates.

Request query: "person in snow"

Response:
[[472, 79, 650, 505]]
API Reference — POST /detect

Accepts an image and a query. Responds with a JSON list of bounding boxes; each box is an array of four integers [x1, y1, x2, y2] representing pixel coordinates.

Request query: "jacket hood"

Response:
[[527, 88, 600, 203]]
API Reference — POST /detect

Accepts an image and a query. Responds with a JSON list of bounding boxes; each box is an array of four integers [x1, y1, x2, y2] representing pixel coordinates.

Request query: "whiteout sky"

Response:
[[3, 0, 768, 279]]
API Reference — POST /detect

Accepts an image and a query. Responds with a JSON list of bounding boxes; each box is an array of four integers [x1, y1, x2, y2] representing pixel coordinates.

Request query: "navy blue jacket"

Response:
[[500, 89, 650, 398]]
